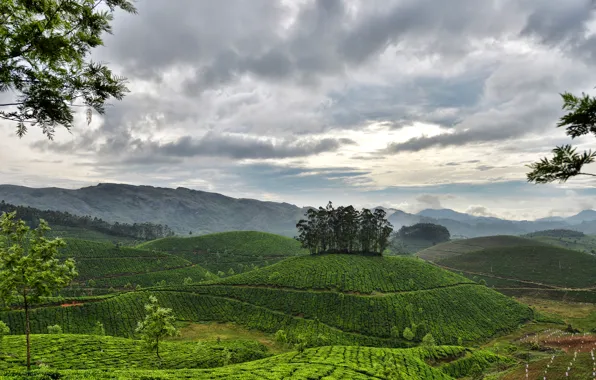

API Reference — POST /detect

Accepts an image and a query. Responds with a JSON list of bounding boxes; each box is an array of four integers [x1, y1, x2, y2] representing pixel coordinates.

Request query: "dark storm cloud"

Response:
[[34, 131, 356, 161]]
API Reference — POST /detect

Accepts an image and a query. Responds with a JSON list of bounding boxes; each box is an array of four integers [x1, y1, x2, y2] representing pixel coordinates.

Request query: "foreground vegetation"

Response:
[[0, 343, 512, 379]]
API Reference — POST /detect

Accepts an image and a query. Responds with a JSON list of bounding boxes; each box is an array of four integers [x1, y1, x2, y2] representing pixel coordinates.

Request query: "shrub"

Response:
[[47, 325, 63, 334], [403, 327, 414, 341], [422, 333, 436, 347]]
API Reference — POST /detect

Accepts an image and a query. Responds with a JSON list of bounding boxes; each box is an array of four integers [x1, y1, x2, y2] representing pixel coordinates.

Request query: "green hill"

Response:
[[138, 231, 308, 274], [0, 341, 511, 379], [416, 236, 549, 262], [57, 239, 213, 290], [525, 233, 596, 254], [0, 254, 533, 348], [416, 235, 596, 301]]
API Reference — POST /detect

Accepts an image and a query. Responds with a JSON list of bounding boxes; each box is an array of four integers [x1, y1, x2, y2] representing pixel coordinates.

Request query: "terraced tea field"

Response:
[[0, 344, 512, 379], [138, 231, 308, 274], [0, 254, 534, 348]]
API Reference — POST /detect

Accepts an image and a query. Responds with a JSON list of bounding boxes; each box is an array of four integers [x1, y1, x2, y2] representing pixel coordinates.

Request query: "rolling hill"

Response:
[[58, 238, 213, 291], [138, 231, 308, 274], [524, 229, 596, 254], [416, 235, 596, 301], [0, 254, 533, 348]]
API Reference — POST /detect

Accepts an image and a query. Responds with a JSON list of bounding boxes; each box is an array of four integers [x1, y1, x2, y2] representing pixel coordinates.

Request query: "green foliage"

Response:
[[422, 333, 436, 347], [58, 238, 191, 281], [135, 296, 180, 360], [0, 0, 137, 139], [217, 254, 472, 293], [437, 244, 596, 288], [524, 229, 585, 238], [139, 231, 307, 274], [0, 211, 77, 370], [274, 329, 287, 344], [527, 91, 596, 183], [0, 320, 9, 350], [0, 345, 513, 379], [0, 201, 174, 242], [47, 324, 62, 334], [417, 235, 549, 262], [0, 334, 269, 372], [295, 202, 393, 255], [398, 223, 450, 243], [92, 321, 105, 336], [403, 327, 415, 341]]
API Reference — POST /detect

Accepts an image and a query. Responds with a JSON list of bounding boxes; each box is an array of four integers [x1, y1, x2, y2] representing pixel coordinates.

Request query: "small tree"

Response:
[[135, 296, 180, 361], [0, 211, 77, 370], [421, 333, 436, 347], [93, 321, 105, 336], [403, 327, 415, 341], [0, 321, 9, 352], [47, 324, 62, 334], [183, 277, 193, 286]]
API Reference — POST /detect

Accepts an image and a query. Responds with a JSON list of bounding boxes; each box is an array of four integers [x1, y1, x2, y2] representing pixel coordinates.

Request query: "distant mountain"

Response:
[[0, 183, 303, 237], [1, 183, 595, 238]]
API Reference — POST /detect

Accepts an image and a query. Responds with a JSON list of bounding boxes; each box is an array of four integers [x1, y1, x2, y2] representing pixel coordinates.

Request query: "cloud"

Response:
[[465, 205, 497, 217], [416, 194, 444, 209], [3, 0, 596, 222], [34, 132, 356, 162]]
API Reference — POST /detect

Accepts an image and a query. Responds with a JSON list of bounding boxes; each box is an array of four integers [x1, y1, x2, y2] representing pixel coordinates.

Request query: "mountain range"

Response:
[[0, 183, 595, 238]]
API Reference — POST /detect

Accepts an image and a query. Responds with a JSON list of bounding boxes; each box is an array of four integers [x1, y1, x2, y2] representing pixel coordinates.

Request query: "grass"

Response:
[[514, 296, 596, 331], [0, 345, 513, 379], [0, 334, 270, 371], [172, 321, 289, 354], [138, 231, 308, 274]]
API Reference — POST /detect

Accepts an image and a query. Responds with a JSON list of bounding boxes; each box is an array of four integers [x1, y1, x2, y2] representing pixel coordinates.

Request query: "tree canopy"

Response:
[[527, 92, 596, 183], [0, 0, 136, 139], [0, 200, 175, 240], [135, 295, 179, 360], [295, 202, 393, 256], [0, 211, 77, 370], [398, 223, 450, 243]]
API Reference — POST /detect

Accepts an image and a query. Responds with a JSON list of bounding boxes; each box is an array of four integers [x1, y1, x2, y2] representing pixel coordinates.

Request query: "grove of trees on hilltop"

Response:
[[398, 223, 451, 243], [295, 202, 393, 255], [0, 201, 175, 241]]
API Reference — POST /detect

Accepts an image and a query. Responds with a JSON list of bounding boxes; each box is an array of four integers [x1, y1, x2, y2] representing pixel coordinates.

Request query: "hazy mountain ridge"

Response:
[[0, 183, 595, 238]]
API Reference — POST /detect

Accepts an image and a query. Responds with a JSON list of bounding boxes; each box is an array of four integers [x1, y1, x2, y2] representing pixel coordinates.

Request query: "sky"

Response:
[[2, 0, 596, 220]]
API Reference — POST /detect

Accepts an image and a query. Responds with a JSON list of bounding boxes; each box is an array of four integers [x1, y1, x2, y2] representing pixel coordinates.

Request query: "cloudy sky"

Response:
[[2, 0, 596, 220]]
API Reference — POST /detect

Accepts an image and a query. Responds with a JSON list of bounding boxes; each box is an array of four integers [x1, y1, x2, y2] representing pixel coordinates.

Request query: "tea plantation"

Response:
[[138, 231, 308, 274], [0, 344, 512, 379]]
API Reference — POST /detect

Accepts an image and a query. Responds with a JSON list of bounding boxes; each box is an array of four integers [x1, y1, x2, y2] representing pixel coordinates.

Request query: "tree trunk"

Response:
[[23, 289, 31, 371]]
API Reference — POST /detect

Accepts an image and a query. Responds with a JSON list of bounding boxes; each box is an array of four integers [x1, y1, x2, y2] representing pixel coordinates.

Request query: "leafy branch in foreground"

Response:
[[527, 91, 596, 183], [0, 0, 137, 139]]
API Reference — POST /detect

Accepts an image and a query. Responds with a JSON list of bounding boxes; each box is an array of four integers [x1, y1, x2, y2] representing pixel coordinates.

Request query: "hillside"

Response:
[[0, 254, 533, 348], [0, 344, 511, 379], [0, 183, 305, 236], [4, 183, 596, 239], [58, 239, 213, 290], [525, 232, 596, 254], [138, 231, 308, 274], [416, 235, 596, 301], [416, 236, 547, 262]]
